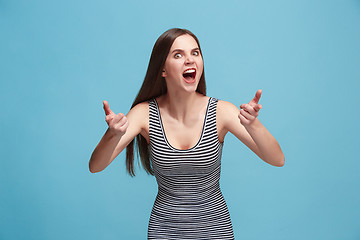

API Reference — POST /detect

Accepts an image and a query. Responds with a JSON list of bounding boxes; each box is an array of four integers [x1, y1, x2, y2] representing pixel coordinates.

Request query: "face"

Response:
[[161, 34, 204, 93]]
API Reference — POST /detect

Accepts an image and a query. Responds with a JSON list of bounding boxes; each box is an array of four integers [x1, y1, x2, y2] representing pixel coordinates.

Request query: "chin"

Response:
[[182, 83, 199, 93]]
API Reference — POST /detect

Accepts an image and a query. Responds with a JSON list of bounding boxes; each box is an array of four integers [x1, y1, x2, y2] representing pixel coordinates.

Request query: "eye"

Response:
[[193, 51, 200, 56], [174, 53, 182, 58]]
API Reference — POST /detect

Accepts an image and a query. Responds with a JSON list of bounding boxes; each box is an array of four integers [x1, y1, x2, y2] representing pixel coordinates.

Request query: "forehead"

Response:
[[170, 34, 199, 50]]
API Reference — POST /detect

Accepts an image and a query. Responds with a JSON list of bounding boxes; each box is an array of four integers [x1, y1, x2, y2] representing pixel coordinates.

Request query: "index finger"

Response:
[[103, 100, 113, 115], [250, 89, 262, 105]]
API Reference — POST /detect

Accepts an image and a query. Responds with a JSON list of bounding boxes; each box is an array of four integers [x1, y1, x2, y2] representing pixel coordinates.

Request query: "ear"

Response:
[[161, 69, 167, 78]]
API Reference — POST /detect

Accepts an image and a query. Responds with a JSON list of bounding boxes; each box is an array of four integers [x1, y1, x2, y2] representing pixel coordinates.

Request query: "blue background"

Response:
[[1, 0, 359, 239]]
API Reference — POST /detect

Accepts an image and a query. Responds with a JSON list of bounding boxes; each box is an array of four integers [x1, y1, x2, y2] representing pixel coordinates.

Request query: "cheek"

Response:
[[197, 56, 204, 66], [165, 61, 182, 75], [197, 59, 204, 73]]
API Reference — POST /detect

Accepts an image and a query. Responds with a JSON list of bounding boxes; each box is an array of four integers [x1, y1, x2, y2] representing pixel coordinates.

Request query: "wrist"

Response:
[[106, 128, 124, 139], [244, 118, 261, 132]]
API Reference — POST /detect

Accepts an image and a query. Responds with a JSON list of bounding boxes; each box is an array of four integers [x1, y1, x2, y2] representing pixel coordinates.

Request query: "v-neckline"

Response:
[[154, 97, 212, 151]]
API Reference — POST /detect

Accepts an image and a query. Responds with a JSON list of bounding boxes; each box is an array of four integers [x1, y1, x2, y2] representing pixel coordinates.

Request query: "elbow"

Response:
[[89, 162, 101, 173], [89, 166, 102, 173], [275, 154, 285, 167], [89, 154, 106, 173], [89, 165, 96, 173], [275, 161, 285, 167], [260, 153, 285, 167], [265, 154, 285, 167]]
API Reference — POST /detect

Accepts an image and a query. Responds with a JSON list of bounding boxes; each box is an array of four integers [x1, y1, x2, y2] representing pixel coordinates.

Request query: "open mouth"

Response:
[[182, 68, 196, 82]]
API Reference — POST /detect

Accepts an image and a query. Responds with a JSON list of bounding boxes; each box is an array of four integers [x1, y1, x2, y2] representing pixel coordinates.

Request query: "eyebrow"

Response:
[[171, 47, 200, 54]]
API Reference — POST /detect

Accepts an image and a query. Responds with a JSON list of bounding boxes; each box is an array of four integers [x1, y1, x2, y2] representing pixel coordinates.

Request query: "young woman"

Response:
[[89, 28, 285, 239]]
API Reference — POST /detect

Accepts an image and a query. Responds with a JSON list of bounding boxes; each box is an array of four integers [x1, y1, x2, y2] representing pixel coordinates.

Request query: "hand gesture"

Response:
[[103, 100, 129, 136], [238, 89, 263, 126]]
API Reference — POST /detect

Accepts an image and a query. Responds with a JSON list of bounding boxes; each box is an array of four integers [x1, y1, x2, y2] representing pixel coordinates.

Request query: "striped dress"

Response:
[[147, 97, 235, 240]]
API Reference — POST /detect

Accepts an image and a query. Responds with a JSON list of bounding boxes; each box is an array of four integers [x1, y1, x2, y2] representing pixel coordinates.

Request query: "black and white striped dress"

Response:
[[147, 97, 235, 240]]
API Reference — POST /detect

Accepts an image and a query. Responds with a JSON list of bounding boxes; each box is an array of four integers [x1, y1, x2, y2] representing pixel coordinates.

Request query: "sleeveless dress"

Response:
[[147, 97, 235, 240]]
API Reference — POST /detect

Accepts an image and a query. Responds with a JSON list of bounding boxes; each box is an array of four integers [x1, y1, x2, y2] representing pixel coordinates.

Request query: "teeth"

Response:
[[184, 69, 195, 74]]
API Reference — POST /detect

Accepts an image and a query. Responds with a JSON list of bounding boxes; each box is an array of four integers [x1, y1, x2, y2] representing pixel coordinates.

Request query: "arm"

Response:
[[89, 101, 149, 173], [217, 90, 285, 167]]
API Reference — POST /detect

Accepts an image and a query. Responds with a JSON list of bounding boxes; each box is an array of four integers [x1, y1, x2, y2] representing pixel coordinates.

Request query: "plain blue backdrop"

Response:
[[1, 0, 359, 239]]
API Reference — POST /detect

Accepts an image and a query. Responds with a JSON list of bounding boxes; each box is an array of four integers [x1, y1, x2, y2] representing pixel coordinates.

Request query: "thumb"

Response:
[[103, 100, 114, 116]]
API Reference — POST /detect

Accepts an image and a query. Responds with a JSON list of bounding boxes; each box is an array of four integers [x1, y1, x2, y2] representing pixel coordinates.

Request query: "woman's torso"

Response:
[[147, 96, 234, 240]]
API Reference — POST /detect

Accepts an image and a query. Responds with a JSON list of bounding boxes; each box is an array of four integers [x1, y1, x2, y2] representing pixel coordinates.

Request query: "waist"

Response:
[[157, 181, 221, 201]]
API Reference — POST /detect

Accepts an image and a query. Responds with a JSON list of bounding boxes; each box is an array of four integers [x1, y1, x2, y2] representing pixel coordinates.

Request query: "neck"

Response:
[[162, 91, 202, 121]]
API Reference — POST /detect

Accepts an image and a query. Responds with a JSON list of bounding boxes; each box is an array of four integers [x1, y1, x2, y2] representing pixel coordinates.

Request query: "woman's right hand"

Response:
[[103, 100, 129, 137]]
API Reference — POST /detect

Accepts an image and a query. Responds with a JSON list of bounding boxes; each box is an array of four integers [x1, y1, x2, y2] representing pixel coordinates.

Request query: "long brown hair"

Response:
[[126, 28, 206, 176]]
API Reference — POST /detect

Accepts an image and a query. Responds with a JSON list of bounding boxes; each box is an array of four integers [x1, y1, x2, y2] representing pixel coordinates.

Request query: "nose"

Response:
[[185, 54, 195, 65]]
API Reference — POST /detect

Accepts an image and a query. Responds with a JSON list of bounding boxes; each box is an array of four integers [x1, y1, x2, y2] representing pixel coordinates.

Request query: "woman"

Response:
[[89, 28, 285, 239]]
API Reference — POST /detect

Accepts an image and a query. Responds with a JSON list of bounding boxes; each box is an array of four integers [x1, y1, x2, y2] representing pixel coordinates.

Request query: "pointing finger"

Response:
[[103, 100, 113, 116], [250, 89, 262, 105]]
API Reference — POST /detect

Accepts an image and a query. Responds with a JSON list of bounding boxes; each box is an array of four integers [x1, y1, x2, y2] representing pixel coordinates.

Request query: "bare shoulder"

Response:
[[127, 101, 148, 116], [126, 101, 149, 142], [130, 101, 148, 112], [217, 100, 240, 126], [126, 101, 149, 125], [217, 100, 238, 112]]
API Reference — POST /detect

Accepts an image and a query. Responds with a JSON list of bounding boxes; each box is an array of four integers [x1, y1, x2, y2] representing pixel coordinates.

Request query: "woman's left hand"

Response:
[[238, 89, 263, 126]]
